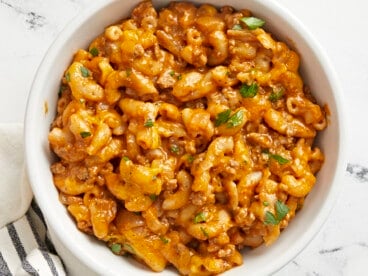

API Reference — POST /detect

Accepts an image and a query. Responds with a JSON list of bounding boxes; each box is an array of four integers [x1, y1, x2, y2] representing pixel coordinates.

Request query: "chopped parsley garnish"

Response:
[[170, 145, 180, 155], [270, 154, 289, 165], [226, 110, 244, 128], [193, 212, 206, 224], [214, 109, 244, 128], [240, 83, 258, 98], [177, 74, 182, 80], [269, 89, 284, 102], [65, 72, 71, 82], [276, 200, 290, 219], [58, 84, 67, 97], [169, 70, 175, 77], [80, 131, 91, 138], [149, 194, 158, 201], [122, 156, 130, 161], [265, 211, 278, 225], [89, 47, 99, 57], [80, 66, 90, 78], [200, 227, 209, 238], [263, 201, 269, 206], [160, 236, 170, 244], [188, 155, 195, 163], [262, 149, 290, 165], [232, 24, 243, 30], [110, 243, 122, 254], [264, 200, 289, 225], [126, 68, 132, 77], [144, 119, 154, 127], [214, 109, 231, 127], [240, 16, 265, 30]]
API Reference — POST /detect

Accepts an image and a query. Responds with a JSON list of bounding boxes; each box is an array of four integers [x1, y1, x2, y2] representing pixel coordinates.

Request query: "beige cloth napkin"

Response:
[[0, 123, 65, 276], [0, 124, 32, 228]]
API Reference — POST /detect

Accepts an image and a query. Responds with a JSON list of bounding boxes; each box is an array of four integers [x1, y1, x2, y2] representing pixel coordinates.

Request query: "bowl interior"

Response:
[[25, 0, 345, 275]]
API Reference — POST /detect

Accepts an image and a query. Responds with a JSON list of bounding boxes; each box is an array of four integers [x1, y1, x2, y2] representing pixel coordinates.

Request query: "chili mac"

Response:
[[48, 1, 327, 274]]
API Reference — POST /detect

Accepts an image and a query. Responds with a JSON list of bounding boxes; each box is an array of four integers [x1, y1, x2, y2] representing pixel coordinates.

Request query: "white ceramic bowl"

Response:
[[25, 0, 346, 275]]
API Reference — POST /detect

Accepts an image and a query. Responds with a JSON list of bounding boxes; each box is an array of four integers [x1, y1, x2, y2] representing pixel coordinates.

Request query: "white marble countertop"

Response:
[[1, 0, 367, 275]]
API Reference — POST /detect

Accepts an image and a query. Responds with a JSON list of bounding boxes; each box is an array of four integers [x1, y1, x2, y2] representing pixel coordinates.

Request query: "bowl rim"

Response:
[[24, 0, 347, 275]]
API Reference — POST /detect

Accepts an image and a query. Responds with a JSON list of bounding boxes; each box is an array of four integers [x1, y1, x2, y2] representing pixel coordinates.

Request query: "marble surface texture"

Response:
[[1, 0, 367, 275]]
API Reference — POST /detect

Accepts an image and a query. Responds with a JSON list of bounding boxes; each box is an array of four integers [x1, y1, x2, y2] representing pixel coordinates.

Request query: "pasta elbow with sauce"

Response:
[[48, 1, 328, 275]]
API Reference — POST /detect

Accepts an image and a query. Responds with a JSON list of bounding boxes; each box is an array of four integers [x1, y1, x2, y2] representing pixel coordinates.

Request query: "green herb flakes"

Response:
[[170, 145, 180, 155], [188, 155, 195, 163], [264, 200, 289, 225], [200, 227, 209, 238], [122, 156, 130, 162], [160, 236, 170, 244], [240, 16, 265, 30], [65, 72, 71, 82], [275, 200, 289, 220], [214, 109, 231, 127], [232, 24, 243, 30], [226, 110, 243, 128], [264, 211, 278, 225], [80, 66, 90, 78], [240, 83, 258, 98], [144, 119, 154, 127], [80, 131, 91, 138], [169, 70, 175, 77], [89, 47, 99, 57], [269, 89, 284, 102], [214, 109, 244, 128], [270, 154, 289, 165], [193, 212, 206, 224], [262, 149, 290, 165], [58, 84, 67, 97], [149, 194, 158, 201], [110, 243, 122, 254]]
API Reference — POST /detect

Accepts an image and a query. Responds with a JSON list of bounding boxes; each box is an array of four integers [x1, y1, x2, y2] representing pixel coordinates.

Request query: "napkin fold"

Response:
[[0, 124, 32, 229], [0, 124, 65, 276]]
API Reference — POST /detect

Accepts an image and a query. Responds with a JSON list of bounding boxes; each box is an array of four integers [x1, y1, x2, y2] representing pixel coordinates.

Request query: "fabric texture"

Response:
[[0, 124, 32, 229], [0, 124, 65, 276]]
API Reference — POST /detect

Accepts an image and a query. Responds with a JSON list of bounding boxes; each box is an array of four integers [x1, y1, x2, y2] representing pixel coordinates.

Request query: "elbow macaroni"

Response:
[[48, 1, 328, 275]]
